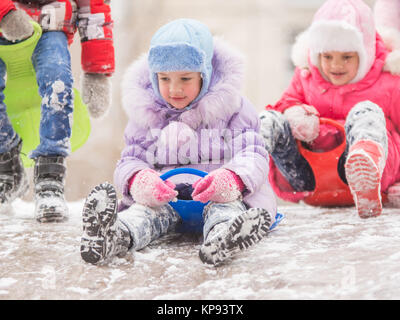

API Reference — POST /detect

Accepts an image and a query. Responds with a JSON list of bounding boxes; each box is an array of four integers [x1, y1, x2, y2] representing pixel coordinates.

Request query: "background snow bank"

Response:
[[1, 200, 400, 300]]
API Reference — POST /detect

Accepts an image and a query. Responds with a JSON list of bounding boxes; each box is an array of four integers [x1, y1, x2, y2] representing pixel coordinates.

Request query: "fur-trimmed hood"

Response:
[[291, 0, 400, 77], [121, 37, 245, 131], [116, 36, 277, 216], [148, 18, 214, 106]]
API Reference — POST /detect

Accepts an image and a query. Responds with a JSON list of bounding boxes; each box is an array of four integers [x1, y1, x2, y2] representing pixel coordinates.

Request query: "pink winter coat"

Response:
[[374, 0, 400, 76], [267, 29, 400, 201]]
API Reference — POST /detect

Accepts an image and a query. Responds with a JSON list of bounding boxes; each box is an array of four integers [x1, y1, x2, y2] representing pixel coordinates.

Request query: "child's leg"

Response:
[[80, 182, 181, 265], [344, 101, 388, 218], [0, 58, 20, 153], [259, 110, 315, 191], [0, 57, 28, 207], [118, 200, 181, 251], [28, 31, 73, 222], [345, 101, 388, 153], [29, 31, 74, 159], [199, 200, 272, 265], [80, 183, 131, 265]]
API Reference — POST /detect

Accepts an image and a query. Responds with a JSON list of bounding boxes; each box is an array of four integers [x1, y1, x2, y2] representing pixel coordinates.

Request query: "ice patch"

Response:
[[0, 278, 17, 288], [66, 287, 90, 294], [2, 201, 400, 299]]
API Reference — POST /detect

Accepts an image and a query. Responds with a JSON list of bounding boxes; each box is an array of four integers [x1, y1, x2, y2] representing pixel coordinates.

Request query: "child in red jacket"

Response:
[[260, 0, 400, 218]]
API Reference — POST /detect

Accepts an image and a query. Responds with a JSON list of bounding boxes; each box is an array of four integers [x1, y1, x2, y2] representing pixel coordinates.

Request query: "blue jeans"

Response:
[[0, 31, 73, 157]]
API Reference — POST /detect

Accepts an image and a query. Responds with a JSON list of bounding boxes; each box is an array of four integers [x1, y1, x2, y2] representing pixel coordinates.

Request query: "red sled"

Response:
[[296, 118, 387, 207]]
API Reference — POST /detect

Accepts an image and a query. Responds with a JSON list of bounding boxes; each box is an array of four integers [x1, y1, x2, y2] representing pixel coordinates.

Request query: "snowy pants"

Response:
[[345, 101, 388, 158], [0, 31, 73, 157], [260, 110, 315, 191], [118, 203, 181, 251], [202, 200, 247, 240], [259, 101, 387, 192], [117, 200, 248, 250]]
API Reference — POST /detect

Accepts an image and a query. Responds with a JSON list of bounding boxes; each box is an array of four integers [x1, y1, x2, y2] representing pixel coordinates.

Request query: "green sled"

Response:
[[0, 21, 91, 167]]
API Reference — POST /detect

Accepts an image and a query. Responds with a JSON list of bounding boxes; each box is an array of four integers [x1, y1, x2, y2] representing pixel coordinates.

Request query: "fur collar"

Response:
[[121, 37, 245, 130], [290, 28, 399, 75], [377, 26, 400, 75]]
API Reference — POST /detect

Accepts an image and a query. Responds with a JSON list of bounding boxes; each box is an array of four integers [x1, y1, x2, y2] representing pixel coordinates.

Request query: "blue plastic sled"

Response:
[[160, 168, 284, 233]]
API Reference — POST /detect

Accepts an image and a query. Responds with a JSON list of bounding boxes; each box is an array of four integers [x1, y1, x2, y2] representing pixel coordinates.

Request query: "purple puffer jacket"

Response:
[[115, 39, 277, 219]]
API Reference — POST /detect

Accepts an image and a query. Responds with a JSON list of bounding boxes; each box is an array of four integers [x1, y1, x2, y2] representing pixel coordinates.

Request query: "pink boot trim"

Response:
[[345, 140, 385, 218]]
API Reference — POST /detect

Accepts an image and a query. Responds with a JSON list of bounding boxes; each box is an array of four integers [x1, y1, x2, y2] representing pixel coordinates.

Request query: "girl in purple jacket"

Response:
[[80, 19, 277, 266]]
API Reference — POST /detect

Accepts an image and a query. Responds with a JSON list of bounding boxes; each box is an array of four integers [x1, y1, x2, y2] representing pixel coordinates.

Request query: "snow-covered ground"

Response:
[[1, 199, 400, 300]]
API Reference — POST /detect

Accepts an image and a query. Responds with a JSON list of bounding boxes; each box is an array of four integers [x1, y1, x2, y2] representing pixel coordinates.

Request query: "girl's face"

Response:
[[319, 51, 359, 86], [157, 71, 202, 109]]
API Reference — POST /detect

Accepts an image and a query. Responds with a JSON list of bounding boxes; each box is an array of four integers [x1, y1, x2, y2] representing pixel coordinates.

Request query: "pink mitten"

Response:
[[129, 168, 178, 207], [387, 182, 400, 208], [284, 104, 320, 142], [191, 169, 245, 203]]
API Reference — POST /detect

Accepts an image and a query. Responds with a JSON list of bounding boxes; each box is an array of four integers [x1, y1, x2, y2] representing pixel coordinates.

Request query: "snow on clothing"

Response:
[[262, 0, 400, 202], [118, 199, 248, 251], [0, 31, 73, 157], [0, 0, 114, 75], [115, 38, 277, 223], [261, 101, 388, 202], [79, 19, 277, 265], [0, 0, 114, 157]]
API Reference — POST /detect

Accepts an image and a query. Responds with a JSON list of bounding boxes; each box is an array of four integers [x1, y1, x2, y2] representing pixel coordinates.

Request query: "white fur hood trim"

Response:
[[291, 26, 400, 76], [121, 37, 245, 130]]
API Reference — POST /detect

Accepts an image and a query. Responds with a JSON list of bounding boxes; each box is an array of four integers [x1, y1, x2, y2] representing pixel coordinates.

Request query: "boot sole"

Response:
[[35, 197, 69, 223], [37, 214, 66, 223], [0, 171, 29, 210], [345, 150, 382, 218], [80, 182, 118, 265], [199, 208, 271, 266], [36, 209, 68, 223]]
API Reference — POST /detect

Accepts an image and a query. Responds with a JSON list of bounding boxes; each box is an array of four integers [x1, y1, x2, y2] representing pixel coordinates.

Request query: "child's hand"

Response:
[[192, 169, 245, 203], [81, 73, 111, 119], [129, 168, 178, 207], [0, 10, 34, 42], [284, 105, 320, 143]]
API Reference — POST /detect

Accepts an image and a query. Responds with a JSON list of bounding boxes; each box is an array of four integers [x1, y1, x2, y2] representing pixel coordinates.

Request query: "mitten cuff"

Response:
[[226, 169, 245, 192], [0, 4, 15, 22], [81, 40, 115, 74]]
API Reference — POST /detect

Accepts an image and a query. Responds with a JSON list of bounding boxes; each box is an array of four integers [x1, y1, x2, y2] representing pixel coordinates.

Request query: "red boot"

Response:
[[345, 140, 386, 218]]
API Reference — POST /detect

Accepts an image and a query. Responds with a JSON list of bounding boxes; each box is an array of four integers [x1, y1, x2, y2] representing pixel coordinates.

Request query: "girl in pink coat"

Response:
[[259, 0, 400, 218]]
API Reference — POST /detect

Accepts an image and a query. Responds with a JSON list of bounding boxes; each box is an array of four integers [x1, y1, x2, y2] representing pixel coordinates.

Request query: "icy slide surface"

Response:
[[1, 200, 400, 299]]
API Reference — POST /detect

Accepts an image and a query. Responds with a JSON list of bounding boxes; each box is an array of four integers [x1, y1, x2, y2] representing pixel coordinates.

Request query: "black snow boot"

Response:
[[259, 110, 315, 191], [199, 203, 272, 266], [80, 182, 132, 265], [33, 156, 68, 222], [0, 140, 29, 210]]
